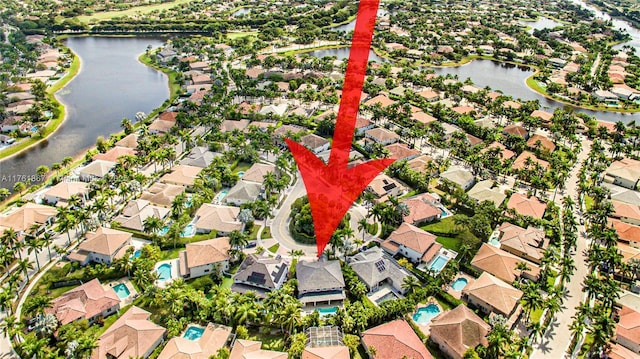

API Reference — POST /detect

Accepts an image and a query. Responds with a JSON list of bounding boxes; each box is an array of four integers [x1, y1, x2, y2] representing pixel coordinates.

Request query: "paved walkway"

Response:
[[531, 138, 592, 359]]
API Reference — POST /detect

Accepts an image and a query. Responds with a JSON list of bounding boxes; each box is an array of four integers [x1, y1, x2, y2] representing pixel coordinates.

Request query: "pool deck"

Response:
[[445, 273, 475, 300], [367, 284, 403, 306], [154, 258, 180, 288], [413, 300, 445, 336], [105, 278, 138, 306]]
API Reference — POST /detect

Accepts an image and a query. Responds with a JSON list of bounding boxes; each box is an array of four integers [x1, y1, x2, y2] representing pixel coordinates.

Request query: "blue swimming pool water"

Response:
[[131, 249, 141, 259], [238, 171, 245, 178], [159, 226, 169, 236], [489, 237, 501, 247], [412, 304, 441, 325], [439, 207, 451, 218], [181, 223, 196, 237], [183, 326, 204, 341], [113, 283, 130, 299], [157, 263, 172, 280], [215, 189, 229, 201], [429, 255, 448, 272], [317, 307, 338, 316], [451, 277, 468, 291]]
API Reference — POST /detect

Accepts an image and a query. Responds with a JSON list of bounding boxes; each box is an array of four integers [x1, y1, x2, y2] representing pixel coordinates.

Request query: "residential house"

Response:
[[605, 158, 640, 190], [140, 182, 184, 208], [302, 346, 349, 359], [42, 181, 89, 206], [159, 165, 203, 189], [407, 154, 435, 173], [231, 254, 288, 298], [78, 160, 116, 181], [610, 219, 640, 248], [361, 319, 432, 359], [382, 223, 441, 265], [178, 237, 231, 279], [301, 133, 331, 154], [604, 183, 640, 206], [114, 199, 170, 232], [158, 323, 232, 359], [506, 193, 546, 219], [461, 272, 523, 317], [607, 343, 640, 359], [511, 151, 549, 171], [385, 143, 420, 160], [296, 258, 346, 308], [93, 146, 137, 162], [482, 142, 515, 162], [242, 162, 276, 184], [401, 193, 442, 225], [114, 133, 139, 149], [259, 103, 288, 117], [498, 223, 548, 264], [366, 173, 405, 202], [440, 166, 475, 191], [221, 119, 250, 133], [92, 306, 166, 359], [530, 110, 553, 126], [179, 146, 220, 168], [467, 180, 507, 207], [412, 111, 437, 126], [193, 204, 242, 235], [612, 201, 640, 226], [429, 305, 490, 359], [68, 227, 133, 266], [46, 279, 120, 326], [526, 134, 556, 153], [365, 128, 400, 145], [148, 119, 174, 134], [614, 305, 640, 355], [363, 94, 396, 108], [0, 202, 57, 237], [224, 181, 262, 206], [418, 89, 440, 102], [230, 340, 288, 359], [471, 243, 540, 283], [502, 124, 528, 139], [348, 247, 415, 295], [303, 326, 349, 359], [594, 90, 619, 104], [355, 117, 375, 135]]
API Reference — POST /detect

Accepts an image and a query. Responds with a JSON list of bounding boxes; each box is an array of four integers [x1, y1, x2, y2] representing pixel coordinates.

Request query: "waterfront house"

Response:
[[382, 223, 441, 265], [114, 199, 170, 232], [461, 272, 523, 318], [365, 127, 400, 145], [401, 193, 442, 225], [429, 304, 490, 359], [42, 181, 89, 206], [231, 254, 288, 298], [506, 193, 547, 219], [0, 202, 57, 238], [92, 306, 166, 359], [193, 204, 242, 236], [605, 158, 640, 190], [46, 278, 120, 326], [498, 223, 548, 264], [140, 182, 185, 208], [361, 319, 432, 359], [296, 257, 346, 309], [78, 160, 116, 181], [593, 90, 619, 104], [178, 237, 231, 279], [348, 247, 414, 295], [440, 166, 475, 191], [530, 110, 553, 126], [68, 227, 133, 266], [467, 180, 507, 207], [114, 133, 139, 149], [158, 323, 231, 359], [471, 243, 540, 283], [231, 339, 287, 359], [148, 119, 174, 134], [93, 146, 137, 162], [224, 181, 262, 206], [366, 173, 405, 202]]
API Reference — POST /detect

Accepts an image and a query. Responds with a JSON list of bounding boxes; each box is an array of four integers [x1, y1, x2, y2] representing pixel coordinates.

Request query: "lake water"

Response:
[[329, 9, 390, 32], [306, 47, 388, 63], [232, 7, 251, 17], [0, 37, 169, 190], [520, 17, 564, 33]]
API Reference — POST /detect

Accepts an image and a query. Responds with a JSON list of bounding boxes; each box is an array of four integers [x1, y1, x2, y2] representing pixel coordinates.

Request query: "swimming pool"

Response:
[[238, 171, 245, 178], [317, 307, 338, 316], [157, 263, 172, 281], [451, 277, 468, 291], [412, 304, 441, 325], [488, 237, 501, 247], [159, 226, 169, 236], [215, 189, 229, 201], [130, 249, 141, 259], [113, 283, 130, 299], [375, 291, 399, 304], [429, 255, 449, 272], [183, 326, 204, 341], [181, 223, 196, 237], [439, 207, 451, 218]]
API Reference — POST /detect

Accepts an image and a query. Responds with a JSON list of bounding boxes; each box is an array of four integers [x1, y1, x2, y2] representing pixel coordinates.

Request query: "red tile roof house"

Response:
[[471, 243, 541, 283], [502, 124, 529, 139], [401, 193, 443, 225], [614, 305, 640, 355], [92, 306, 166, 359], [612, 200, 640, 226], [67, 227, 133, 266], [609, 219, 640, 248], [361, 319, 432, 359], [382, 223, 442, 265], [178, 237, 231, 280], [506, 193, 547, 219], [429, 305, 490, 359], [365, 127, 400, 145], [498, 222, 549, 265], [526, 134, 556, 153], [511, 151, 549, 172], [46, 278, 120, 326], [385, 143, 420, 160], [461, 272, 523, 318]]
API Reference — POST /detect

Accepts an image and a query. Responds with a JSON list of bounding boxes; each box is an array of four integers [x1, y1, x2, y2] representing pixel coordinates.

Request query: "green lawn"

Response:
[[227, 31, 258, 39], [248, 224, 261, 240], [366, 223, 378, 235], [268, 243, 280, 253], [76, 0, 197, 23], [261, 226, 272, 239], [247, 329, 286, 351], [221, 276, 233, 289], [160, 247, 182, 260], [235, 161, 253, 172], [421, 216, 458, 234], [422, 215, 480, 252], [435, 236, 461, 252]]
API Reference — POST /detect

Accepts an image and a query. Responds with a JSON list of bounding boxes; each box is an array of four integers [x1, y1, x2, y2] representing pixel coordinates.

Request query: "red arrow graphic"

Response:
[[286, 0, 395, 256]]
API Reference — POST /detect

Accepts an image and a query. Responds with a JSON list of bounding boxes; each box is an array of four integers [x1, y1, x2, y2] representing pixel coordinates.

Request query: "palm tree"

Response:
[[401, 276, 421, 295], [357, 218, 368, 241], [18, 258, 34, 282], [228, 230, 249, 256], [143, 216, 164, 236], [25, 236, 43, 271], [41, 231, 54, 261], [516, 261, 531, 280], [2, 228, 21, 260]]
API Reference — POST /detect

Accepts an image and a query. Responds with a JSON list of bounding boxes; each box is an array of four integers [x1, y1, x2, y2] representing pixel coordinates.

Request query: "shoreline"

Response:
[[0, 46, 81, 163]]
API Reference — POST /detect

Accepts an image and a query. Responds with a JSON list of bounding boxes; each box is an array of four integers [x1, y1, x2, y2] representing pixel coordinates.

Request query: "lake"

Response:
[[306, 47, 388, 63], [520, 17, 564, 33], [329, 9, 390, 32], [0, 37, 169, 190]]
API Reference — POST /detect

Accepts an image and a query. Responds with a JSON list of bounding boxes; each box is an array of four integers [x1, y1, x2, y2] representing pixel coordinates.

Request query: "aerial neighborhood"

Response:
[[1, 0, 640, 358]]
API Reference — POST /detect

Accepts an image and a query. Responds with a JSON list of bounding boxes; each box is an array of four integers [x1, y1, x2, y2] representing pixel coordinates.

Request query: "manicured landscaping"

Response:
[[268, 243, 280, 253], [76, 0, 198, 23]]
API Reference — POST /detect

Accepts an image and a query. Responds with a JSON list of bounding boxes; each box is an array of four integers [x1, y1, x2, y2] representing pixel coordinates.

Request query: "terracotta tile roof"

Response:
[[302, 346, 350, 359], [43, 181, 89, 201], [462, 272, 523, 316], [242, 163, 276, 184], [498, 222, 547, 263], [46, 279, 119, 326], [158, 323, 232, 359], [365, 128, 400, 143], [607, 158, 640, 185], [221, 119, 250, 132], [452, 106, 476, 116], [159, 111, 178, 122], [114, 134, 139, 148], [140, 182, 185, 207], [417, 89, 439, 101], [471, 243, 540, 283], [407, 154, 434, 172], [148, 119, 174, 133], [612, 201, 640, 222], [511, 151, 549, 171], [429, 304, 490, 359], [506, 193, 546, 219], [184, 237, 230, 269], [616, 242, 640, 265], [79, 160, 117, 178], [607, 343, 640, 359], [367, 173, 403, 198], [383, 223, 437, 256], [363, 94, 396, 108], [384, 143, 420, 160], [361, 319, 432, 359], [159, 165, 203, 187], [93, 306, 166, 359], [0, 203, 57, 232], [482, 141, 515, 160], [530, 110, 553, 122], [355, 117, 373, 129], [411, 111, 437, 125], [526, 134, 556, 152], [194, 204, 242, 233], [93, 146, 137, 162], [301, 134, 330, 150], [616, 306, 640, 350], [503, 100, 521, 109], [502, 124, 527, 137], [237, 102, 262, 115], [401, 193, 441, 224], [78, 227, 132, 256], [609, 219, 640, 243], [230, 339, 288, 359]]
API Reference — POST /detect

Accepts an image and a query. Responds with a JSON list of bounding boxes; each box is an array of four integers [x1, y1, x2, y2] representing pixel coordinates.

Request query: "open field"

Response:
[[76, 0, 196, 23]]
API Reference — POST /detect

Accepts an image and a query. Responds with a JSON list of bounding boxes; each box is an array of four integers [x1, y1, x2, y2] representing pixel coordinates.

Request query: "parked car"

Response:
[[245, 241, 257, 248]]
